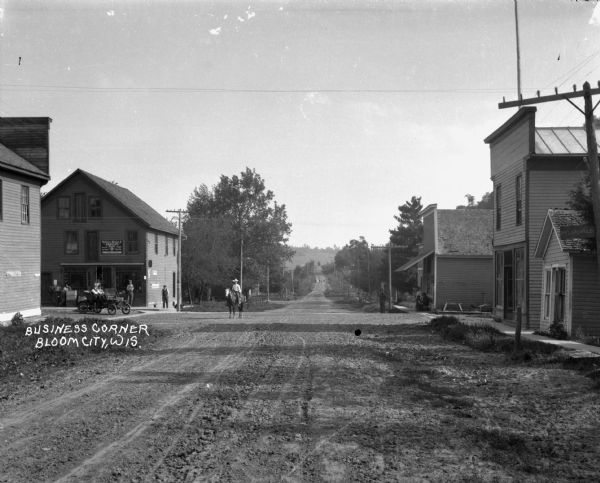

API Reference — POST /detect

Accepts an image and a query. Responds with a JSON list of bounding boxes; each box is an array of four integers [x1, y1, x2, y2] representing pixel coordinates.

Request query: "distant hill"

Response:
[[288, 246, 337, 269]]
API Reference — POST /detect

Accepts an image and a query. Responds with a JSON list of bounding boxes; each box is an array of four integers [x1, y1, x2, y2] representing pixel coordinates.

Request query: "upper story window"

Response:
[[165, 235, 169, 255], [89, 196, 102, 218], [21, 186, 30, 224], [495, 185, 502, 231], [126, 230, 139, 253], [0, 179, 3, 221], [154, 233, 159, 254], [58, 196, 71, 219], [515, 175, 522, 226], [173, 237, 176, 256], [73, 193, 86, 222], [65, 231, 79, 254]]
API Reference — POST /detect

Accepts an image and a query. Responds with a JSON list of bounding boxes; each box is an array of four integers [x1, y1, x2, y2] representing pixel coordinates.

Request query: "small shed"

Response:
[[534, 209, 599, 337]]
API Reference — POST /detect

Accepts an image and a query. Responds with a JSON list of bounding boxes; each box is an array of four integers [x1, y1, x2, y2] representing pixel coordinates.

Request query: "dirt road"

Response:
[[1, 282, 600, 482]]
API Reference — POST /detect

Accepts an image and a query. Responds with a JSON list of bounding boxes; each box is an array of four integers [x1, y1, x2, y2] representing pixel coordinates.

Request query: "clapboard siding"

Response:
[[422, 211, 435, 254], [41, 176, 149, 277], [489, 114, 531, 178], [0, 172, 43, 322], [572, 256, 600, 337], [145, 231, 178, 307], [435, 257, 493, 310], [492, 162, 526, 247], [527, 169, 583, 328]]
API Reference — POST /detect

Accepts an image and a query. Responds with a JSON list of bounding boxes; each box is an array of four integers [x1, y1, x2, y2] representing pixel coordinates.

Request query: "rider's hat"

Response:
[[232, 278, 239, 282]]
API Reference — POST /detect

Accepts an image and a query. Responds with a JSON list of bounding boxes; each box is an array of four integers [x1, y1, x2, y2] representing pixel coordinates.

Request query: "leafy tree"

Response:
[[456, 192, 493, 209], [386, 196, 423, 294], [334, 237, 374, 293], [183, 168, 293, 300], [568, 172, 594, 225]]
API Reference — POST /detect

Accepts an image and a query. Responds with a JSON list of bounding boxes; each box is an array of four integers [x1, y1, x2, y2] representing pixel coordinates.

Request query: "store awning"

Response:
[[395, 250, 434, 272]]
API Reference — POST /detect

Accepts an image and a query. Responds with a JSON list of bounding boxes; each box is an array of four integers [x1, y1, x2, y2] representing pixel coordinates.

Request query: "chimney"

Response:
[[0, 117, 52, 176]]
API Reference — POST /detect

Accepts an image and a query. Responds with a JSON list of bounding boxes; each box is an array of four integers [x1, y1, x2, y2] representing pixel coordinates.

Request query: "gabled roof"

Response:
[[44, 169, 177, 235], [535, 127, 600, 155], [534, 209, 592, 258], [0, 141, 50, 182], [436, 208, 493, 256]]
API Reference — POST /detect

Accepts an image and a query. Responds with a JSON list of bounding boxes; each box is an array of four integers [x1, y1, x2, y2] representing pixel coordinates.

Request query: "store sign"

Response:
[[101, 240, 123, 254]]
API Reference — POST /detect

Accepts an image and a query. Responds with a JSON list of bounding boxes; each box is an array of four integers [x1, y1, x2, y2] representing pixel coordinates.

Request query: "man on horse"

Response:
[[231, 278, 242, 305]]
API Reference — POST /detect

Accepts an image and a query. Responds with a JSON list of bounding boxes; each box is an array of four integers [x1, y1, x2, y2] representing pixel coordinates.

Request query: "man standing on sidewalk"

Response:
[[161, 285, 169, 308]]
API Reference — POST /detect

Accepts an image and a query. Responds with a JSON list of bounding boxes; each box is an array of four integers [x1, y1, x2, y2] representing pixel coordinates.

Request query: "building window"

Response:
[[165, 235, 169, 255], [553, 267, 566, 323], [495, 185, 502, 230], [65, 231, 79, 254], [0, 179, 3, 221], [73, 193, 86, 222], [543, 269, 552, 320], [154, 233, 159, 254], [89, 196, 102, 218], [173, 237, 176, 256], [58, 196, 71, 219], [515, 175, 522, 226], [126, 231, 139, 253], [21, 186, 30, 224]]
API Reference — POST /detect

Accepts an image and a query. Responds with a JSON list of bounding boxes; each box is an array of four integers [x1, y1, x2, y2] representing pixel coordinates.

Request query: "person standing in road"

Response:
[[379, 287, 387, 313], [126, 280, 134, 306], [162, 285, 169, 308]]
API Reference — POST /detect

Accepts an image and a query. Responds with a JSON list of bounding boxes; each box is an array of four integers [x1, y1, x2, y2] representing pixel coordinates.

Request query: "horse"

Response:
[[226, 288, 245, 318]]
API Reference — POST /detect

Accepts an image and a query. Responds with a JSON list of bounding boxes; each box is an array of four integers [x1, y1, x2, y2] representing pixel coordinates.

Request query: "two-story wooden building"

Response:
[[484, 106, 597, 329], [397, 204, 494, 311], [0, 117, 52, 323], [41, 169, 178, 308]]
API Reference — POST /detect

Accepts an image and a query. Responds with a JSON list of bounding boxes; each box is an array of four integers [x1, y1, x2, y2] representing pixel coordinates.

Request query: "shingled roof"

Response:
[[0, 142, 50, 182], [44, 169, 178, 235], [436, 209, 493, 256], [535, 209, 593, 258]]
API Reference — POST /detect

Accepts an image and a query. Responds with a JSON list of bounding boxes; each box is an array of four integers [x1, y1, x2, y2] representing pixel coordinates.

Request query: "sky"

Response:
[[1, 0, 600, 249]]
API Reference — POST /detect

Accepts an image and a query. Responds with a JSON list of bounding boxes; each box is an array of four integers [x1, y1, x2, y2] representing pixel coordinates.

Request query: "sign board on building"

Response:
[[101, 240, 123, 254], [560, 225, 595, 240]]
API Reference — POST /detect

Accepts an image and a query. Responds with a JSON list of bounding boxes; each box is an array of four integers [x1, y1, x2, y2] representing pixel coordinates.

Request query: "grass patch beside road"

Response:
[[430, 315, 559, 356]]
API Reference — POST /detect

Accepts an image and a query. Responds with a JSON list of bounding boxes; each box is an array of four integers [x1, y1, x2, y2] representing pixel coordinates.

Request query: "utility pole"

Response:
[[499, 81, 600, 269], [514, 0, 522, 99], [166, 209, 188, 312], [371, 243, 408, 312]]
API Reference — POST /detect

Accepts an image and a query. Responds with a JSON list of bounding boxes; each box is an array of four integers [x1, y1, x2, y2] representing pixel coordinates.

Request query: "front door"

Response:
[[86, 231, 99, 262]]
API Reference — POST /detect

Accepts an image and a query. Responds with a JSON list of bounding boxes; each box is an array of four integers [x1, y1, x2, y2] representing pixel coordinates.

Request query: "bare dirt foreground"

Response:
[[1, 283, 600, 482]]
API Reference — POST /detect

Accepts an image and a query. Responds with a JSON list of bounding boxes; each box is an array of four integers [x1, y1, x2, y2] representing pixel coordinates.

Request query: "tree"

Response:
[[334, 237, 374, 293], [387, 196, 423, 294], [456, 192, 493, 209], [183, 168, 293, 300]]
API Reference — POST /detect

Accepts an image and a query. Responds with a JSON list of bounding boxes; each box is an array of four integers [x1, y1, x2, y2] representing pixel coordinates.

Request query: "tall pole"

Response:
[[167, 209, 187, 312], [266, 264, 270, 301], [514, 0, 522, 99], [388, 244, 393, 312], [240, 238, 244, 292], [583, 82, 600, 270]]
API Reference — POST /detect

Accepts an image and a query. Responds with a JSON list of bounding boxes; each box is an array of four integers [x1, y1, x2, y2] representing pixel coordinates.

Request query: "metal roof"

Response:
[[535, 127, 600, 155]]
